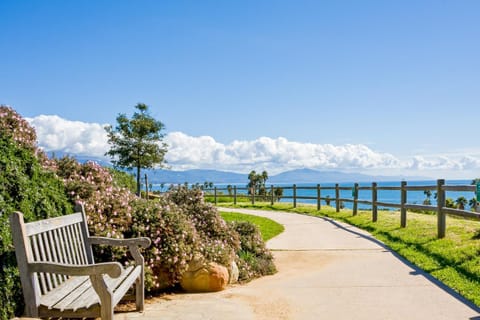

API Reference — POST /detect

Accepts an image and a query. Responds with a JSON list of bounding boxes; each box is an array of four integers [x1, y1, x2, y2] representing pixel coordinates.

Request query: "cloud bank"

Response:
[[27, 115, 480, 178]]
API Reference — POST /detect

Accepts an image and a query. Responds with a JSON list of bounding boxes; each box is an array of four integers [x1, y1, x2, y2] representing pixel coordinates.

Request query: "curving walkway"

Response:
[[117, 208, 480, 320]]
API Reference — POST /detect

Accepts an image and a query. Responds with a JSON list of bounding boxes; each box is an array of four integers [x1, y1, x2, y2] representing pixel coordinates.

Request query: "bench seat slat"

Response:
[[40, 276, 90, 309], [112, 265, 142, 306], [41, 265, 140, 312], [75, 265, 140, 310]]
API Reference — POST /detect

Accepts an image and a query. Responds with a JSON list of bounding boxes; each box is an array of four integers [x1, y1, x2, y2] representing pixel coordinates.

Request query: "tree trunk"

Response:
[[136, 165, 141, 196]]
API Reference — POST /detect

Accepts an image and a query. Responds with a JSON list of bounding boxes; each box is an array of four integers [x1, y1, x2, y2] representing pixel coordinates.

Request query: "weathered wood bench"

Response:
[[9, 204, 151, 320]]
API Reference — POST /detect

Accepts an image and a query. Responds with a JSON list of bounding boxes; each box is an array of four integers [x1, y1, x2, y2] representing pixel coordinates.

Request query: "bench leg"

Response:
[[136, 275, 145, 311], [91, 275, 114, 320]]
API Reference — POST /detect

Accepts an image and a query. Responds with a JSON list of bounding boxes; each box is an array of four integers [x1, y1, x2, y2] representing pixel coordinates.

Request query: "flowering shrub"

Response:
[[52, 160, 243, 291], [131, 198, 198, 290], [165, 186, 240, 266], [230, 221, 277, 281], [54, 157, 137, 237], [0, 105, 37, 151]]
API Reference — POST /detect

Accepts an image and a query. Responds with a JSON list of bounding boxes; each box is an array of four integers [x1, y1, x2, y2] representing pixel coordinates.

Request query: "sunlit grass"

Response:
[[220, 211, 285, 241]]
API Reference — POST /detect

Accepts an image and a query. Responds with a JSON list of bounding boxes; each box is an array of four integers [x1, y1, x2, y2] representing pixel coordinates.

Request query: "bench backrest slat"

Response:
[[24, 213, 84, 236], [11, 210, 94, 302]]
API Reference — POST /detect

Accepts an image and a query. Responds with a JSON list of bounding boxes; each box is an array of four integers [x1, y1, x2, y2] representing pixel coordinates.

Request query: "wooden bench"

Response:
[[9, 204, 151, 320]]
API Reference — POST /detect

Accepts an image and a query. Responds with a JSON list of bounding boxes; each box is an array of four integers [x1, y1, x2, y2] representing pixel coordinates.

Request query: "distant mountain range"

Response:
[[142, 168, 425, 185], [58, 154, 425, 185]]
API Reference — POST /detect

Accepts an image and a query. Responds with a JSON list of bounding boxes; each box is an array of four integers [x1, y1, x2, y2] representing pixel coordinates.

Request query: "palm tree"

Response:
[[423, 189, 432, 205], [248, 170, 258, 195], [325, 195, 331, 206], [445, 198, 455, 208], [455, 196, 468, 210], [261, 170, 268, 185], [469, 198, 478, 211]]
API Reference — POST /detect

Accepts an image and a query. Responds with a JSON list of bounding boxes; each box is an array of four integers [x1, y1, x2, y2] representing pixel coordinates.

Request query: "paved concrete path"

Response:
[[117, 208, 480, 320]]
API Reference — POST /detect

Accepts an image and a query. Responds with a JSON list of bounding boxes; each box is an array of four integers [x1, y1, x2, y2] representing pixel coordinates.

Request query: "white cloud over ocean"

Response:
[[27, 115, 480, 178], [166, 132, 401, 174]]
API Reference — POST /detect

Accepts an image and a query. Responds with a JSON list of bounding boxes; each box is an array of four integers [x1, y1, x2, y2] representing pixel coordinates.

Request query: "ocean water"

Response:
[[160, 179, 476, 210], [150, 179, 476, 210]]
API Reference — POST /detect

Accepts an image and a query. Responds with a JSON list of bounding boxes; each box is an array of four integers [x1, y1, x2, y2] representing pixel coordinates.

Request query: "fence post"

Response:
[[353, 183, 359, 216], [271, 185, 274, 205], [335, 184, 340, 212], [401, 181, 407, 228], [317, 184, 321, 211], [372, 182, 378, 222], [214, 187, 218, 206], [234, 186, 237, 205], [437, 179, 446, 238], [293, 184, 297, 208]]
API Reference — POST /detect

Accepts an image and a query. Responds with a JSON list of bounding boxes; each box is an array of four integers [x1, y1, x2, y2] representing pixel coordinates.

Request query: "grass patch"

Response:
[[218, 202, 480, 307], [220, 211, 285, 241]]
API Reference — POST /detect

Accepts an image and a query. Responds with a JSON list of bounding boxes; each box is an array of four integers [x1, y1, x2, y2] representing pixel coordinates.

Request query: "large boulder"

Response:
[[181, 261, 229, 292]]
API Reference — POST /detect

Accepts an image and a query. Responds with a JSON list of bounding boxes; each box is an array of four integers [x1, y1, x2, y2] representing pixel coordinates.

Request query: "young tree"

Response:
[[105, 103, 167, 195]]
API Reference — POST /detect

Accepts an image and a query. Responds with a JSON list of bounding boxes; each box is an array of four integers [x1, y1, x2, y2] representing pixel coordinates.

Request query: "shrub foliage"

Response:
[[0, 106, 73, 319]]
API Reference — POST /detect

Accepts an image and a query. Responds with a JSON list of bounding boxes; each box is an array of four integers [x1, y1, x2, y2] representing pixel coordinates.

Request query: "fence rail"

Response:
[[205, 179, 480, 239]]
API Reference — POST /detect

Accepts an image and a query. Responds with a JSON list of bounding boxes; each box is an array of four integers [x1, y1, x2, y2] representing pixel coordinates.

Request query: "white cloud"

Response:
[[165, 132, 400, 174], [406, 155, 480, 171], [27, 115, 109, 158], [26, 115, 480, 178]]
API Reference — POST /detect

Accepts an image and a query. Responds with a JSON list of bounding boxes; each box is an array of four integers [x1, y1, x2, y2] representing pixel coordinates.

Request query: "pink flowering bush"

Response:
[[52, 158, 242, 291], [130, 198, 198, 290], [165, 186, 240, 266], [0, 105, 37, 151], [55, 156, 136, 237]]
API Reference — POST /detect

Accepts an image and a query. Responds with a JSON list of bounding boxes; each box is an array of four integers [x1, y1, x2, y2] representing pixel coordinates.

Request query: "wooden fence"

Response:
[[205, 179, 480, 239]]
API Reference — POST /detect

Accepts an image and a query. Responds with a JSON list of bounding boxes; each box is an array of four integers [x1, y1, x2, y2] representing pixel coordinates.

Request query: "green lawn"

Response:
[[220, 211, 284, 241], [218, 202, 480, 307]]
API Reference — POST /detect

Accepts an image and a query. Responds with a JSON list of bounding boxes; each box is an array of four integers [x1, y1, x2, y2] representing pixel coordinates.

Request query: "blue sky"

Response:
[[1, 1, 480, 179]]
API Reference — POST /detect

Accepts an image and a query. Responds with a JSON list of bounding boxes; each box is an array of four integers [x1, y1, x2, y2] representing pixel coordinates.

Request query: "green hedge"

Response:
[[0, 136, 73, 319]]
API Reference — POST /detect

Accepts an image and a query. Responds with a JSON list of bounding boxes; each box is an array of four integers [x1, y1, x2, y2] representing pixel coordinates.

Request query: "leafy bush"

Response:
[[54, 156, 137, 238], [230, 221, 276, 281], [51, 160, 244, 292], [165, 186, 240, 267], [0, 106, 73, 320], [108, 167, 137, 194], [131, 198, 198, 291]]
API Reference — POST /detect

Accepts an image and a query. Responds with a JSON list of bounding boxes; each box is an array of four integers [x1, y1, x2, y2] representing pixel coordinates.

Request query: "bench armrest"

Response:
[[28, 261, 122, 278], [89, 236, 151, 248], [89, 236, 151, 265]]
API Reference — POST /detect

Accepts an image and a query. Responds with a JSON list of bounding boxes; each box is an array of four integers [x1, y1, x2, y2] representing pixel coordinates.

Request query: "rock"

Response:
[[181, 262, 229, 292], [229, 260, 239, 284]]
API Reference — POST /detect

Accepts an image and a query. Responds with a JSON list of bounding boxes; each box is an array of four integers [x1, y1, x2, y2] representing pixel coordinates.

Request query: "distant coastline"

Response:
[[141, 168, 431, 185]]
